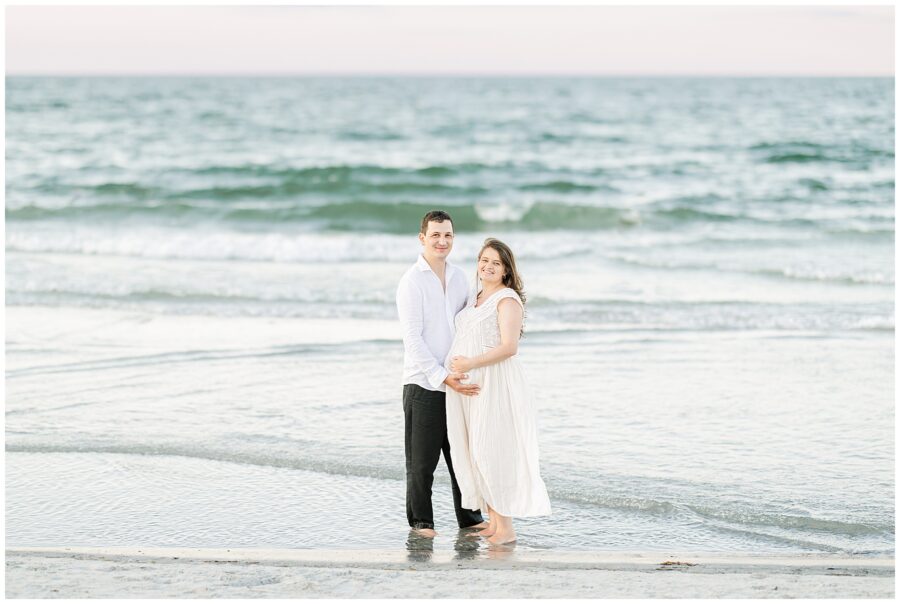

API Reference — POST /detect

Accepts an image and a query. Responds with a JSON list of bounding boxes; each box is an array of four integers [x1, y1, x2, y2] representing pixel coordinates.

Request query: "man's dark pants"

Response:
[[403, 383, 484, 530]]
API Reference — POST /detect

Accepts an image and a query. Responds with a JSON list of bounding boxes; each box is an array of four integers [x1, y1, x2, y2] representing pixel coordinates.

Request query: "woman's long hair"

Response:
[[477, 238, 526, 337]]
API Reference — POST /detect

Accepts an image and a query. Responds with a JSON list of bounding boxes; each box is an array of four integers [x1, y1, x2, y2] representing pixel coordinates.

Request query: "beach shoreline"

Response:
[[6, 75, 894, 600], [6, 547, 894, 598]]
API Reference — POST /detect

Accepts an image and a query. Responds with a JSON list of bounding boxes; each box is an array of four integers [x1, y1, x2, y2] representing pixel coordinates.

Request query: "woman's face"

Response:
[[478, 246, 506, 287]]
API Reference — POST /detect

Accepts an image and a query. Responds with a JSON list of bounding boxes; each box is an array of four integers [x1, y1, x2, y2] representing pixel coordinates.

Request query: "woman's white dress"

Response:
[[445, 287, 552, 517]]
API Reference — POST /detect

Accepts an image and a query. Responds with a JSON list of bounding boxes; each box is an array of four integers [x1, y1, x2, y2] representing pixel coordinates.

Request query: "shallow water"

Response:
[[6, 307, 893, 554]]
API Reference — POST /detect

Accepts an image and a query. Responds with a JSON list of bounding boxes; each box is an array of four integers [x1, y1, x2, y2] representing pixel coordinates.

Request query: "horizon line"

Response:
[[6, 72, 895, 78]]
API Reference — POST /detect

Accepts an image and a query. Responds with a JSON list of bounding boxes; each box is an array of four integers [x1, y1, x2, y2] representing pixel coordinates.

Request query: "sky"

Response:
[[5, 5, 895, 76]]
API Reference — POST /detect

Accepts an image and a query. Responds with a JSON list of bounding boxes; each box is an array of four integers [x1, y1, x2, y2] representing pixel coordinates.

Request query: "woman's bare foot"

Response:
[[487, 530, 516, 545]]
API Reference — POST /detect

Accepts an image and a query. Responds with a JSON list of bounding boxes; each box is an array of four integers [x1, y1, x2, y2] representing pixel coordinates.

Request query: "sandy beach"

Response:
[[6, 75, 894, 599], [5, 547, 894, 598]]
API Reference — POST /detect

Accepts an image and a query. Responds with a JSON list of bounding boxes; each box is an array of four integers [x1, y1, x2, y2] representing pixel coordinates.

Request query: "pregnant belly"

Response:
[[459, 365, 483, 386], [452, 343, 493, 386]]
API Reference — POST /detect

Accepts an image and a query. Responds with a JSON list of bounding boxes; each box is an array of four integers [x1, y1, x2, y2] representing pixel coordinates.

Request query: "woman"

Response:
[[445, 238, 552, 545]]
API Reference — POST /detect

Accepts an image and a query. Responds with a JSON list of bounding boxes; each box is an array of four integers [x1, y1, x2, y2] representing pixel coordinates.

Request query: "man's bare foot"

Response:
[[463, 521, 490, 530], [487, 530, 516, 545], [413, 528, 437, 538]]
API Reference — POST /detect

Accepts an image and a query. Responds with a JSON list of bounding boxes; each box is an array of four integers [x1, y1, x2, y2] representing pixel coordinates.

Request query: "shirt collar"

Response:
[[416, 254, 456, 276]]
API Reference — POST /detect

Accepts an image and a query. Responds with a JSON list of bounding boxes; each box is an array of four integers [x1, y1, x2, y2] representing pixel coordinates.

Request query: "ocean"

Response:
[[5, 76, 894, 555]]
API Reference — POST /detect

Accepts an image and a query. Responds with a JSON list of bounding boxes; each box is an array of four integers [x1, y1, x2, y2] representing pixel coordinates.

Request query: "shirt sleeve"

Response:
[[396, 277, 450, 389]]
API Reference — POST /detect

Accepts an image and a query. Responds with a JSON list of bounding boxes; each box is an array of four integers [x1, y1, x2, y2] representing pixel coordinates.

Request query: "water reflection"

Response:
[[405, 525, 520, 564], [485, 540, 517, 560], [453, 528, 482, 560], [405, 529, 434, 563], [452, 528, 518, 560]]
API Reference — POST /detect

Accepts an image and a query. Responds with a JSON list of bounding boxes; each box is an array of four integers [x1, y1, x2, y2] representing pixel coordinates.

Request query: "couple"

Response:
[[396, 209, 551, 546]]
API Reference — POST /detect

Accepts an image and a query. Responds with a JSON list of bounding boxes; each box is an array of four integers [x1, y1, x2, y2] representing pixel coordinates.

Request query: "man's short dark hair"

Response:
[[420, 210, 453, 234]]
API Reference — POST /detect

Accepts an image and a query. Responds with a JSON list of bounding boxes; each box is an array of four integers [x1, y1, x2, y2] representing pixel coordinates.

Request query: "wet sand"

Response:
[[6, 546, 894, 598]]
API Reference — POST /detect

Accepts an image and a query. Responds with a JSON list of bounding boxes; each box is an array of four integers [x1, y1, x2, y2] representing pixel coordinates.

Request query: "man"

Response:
[[396, 210, 487, 537]]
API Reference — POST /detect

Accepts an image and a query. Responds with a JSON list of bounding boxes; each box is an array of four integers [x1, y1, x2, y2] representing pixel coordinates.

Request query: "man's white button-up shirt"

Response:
[[396, 254, 470, 392]]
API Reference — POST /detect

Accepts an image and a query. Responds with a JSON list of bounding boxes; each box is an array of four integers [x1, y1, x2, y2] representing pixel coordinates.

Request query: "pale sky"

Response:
[[5, 5, 895, 76]]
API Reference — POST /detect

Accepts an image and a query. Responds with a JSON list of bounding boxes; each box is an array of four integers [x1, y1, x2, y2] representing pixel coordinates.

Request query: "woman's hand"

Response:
[[450, 355, 474, 373]]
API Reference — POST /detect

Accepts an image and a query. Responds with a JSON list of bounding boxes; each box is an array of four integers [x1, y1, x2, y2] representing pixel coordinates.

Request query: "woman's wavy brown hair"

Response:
[[477, 238, 526, 337]]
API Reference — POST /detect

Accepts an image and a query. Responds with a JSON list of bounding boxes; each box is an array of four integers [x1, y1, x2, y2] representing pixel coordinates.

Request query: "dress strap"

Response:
[[494, 288, 524, 310]]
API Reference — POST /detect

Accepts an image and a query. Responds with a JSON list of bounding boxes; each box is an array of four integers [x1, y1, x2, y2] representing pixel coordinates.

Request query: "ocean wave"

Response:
[[824, 226, 895, 239], [336, 130, 407, 142], [5, 441, 407, 481], [88, 182, 160, 197], [652, 206, 745, 223], [5, 228, 598, 262], [684, 503, 893, 536], [518, 180, 615, 193], [175, 181, 489, 200], [646, 203, 868, 230], [6, 200, 640, 231], [797, 178, 830, 191], [3, 220, 871, 263], [528, 300, 895, 332], [5, 288, 395, 314], [287, 200, 639, 232], [749, 141, 894, 164], [531, 132, 627, 144], [27, 179, 489, 202], [7, 287, 893, 333], [8, 202, 202, 221], [14, 195, 892, 236], [557, 488, 891, 539], [182, 162, 523, 180], [764, 153, 840, 164], [607, 254, 894, 285], [4, 343, 332, 379], [18, 162, 554, 202]]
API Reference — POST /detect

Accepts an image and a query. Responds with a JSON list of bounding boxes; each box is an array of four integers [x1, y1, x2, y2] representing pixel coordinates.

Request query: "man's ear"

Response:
[[418, 232, 425, 245]]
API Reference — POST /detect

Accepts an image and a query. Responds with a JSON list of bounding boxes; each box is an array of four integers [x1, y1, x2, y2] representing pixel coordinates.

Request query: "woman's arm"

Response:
[[450, 297, 523, 372]]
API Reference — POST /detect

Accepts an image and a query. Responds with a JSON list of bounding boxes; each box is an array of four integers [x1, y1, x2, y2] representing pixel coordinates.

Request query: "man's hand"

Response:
[[444, 372, 480, 397]]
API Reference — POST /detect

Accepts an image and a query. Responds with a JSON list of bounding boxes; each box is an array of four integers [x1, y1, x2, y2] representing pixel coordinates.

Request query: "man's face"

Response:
[[419, 220, 454, 260]]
